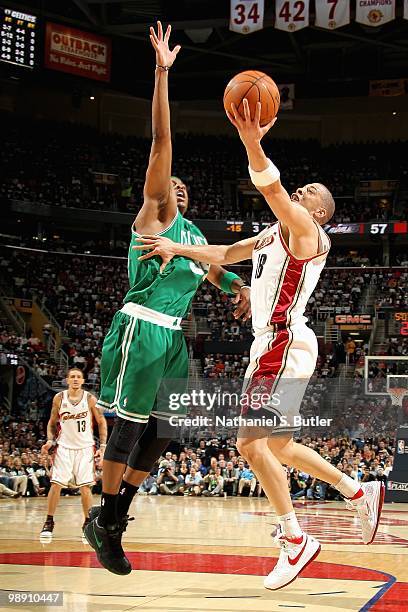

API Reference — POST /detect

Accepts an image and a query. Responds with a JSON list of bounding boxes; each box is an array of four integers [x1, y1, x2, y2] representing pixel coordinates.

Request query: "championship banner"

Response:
[[230, 0, 264, 34], [405, 0, 408, 20], [315, 0, 350, 30], [355, 0, 395, 27], [44, 22, 111, 82], [275, 0, 310, 32]]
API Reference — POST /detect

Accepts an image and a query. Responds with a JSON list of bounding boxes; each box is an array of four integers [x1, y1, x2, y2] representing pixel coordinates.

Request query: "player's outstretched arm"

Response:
[[135, 22, 181, 234], [133, 235, 257, 266], [228, 99, 317, 240]]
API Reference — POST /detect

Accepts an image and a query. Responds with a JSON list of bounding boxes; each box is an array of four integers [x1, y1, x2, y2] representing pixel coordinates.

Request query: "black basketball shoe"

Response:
[[83, 506, 133, 575], [40, 517, 54, 540]]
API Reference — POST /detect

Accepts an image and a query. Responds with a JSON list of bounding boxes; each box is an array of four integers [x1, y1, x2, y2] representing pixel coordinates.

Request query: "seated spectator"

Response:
[[184, 467, 203, 496], [4, 457, 28, 496], [138, 473, 158, 495], [289, 469, 308, 499], [202, 467, 225, 497], [35, 456, 51, 495], [157, 462, 182, 495], [223, 461, 239, 496], [0, 482, 22, 498], [237, 461, 257, 497]]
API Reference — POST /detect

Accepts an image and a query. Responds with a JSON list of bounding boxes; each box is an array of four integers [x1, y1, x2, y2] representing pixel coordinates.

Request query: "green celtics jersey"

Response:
[[124, 212, 209, 318]]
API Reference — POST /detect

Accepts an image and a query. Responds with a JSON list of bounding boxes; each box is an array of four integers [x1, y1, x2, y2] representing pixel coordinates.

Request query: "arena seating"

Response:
[[1, 113, 406, 223]]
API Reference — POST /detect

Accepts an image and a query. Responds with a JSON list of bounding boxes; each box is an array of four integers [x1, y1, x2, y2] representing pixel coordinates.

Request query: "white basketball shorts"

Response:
[[241, 323, 318, 435], [51, 445, 95, 487]]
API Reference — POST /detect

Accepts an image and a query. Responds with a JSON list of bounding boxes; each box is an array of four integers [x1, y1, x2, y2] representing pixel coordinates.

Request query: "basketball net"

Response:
[[389, 387, 408, 407]]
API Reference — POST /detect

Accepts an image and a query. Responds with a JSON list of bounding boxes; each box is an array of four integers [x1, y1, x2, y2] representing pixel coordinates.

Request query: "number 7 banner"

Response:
[[275, 0, 310, 32], [315, 0, 350, 30], [230, 1, 264, 34]]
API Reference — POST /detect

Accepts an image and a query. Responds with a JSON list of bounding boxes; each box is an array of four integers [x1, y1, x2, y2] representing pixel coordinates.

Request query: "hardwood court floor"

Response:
[[0, 495, 407, 611]]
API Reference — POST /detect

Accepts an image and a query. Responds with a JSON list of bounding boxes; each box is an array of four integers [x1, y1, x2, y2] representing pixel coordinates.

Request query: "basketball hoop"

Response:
[[389, 387, 408, 407]]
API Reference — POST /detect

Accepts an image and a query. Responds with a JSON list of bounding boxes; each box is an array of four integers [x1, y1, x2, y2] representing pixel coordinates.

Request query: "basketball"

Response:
[[223, 70, 280, 126]]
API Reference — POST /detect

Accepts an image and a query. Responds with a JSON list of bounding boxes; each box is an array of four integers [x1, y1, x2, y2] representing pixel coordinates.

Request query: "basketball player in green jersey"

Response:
[[84, 22, 250, 575]]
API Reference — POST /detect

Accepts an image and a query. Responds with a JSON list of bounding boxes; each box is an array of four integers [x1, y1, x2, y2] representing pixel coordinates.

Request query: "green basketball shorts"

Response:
[[96, 304, 188, 422]]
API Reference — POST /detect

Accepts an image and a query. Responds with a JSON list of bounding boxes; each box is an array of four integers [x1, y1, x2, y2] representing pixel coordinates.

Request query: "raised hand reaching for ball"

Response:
[[150, 21, 181, 70]]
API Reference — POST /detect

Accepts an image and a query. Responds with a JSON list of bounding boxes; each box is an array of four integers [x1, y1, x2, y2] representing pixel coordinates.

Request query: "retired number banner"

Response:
[[275, 0, 310, 32], [230, 0, 264, 34], [315, 0, 350, 30], [355, 0, 395, 27]]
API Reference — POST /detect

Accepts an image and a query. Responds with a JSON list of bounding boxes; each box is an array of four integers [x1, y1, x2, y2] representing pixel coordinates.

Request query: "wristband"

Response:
[[100, 444, 106, 448], [47, 439, 56, 446], [249, 158, 280, 187], [156, 64, 169, 71], [220, 271, 242, 295]]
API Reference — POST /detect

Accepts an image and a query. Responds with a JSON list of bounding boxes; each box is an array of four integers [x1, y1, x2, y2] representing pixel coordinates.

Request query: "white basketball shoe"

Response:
[[346, 481, 385, 544], [264, 528, 321, 591]]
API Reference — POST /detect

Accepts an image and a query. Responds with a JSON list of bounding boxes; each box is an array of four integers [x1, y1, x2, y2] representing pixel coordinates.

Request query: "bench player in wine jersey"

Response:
[[136, 98, 384, 591], [40, 368, 107, 540], [84, 22, 250, 576]]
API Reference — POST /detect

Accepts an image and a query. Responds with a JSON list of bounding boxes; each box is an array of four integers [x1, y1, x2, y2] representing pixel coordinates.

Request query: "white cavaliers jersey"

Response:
[[251, 222, 330, 333], [56, 390, 94, 450]]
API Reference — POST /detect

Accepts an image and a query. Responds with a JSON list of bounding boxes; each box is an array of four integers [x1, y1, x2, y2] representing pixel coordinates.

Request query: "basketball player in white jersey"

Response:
[[134, 99, 384, 590], [40, 368, 107, 539]]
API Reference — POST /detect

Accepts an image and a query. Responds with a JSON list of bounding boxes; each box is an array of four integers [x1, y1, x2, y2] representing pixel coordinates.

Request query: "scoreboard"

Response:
[[0, 6, 37, 69], [220, 220, 407, 236]]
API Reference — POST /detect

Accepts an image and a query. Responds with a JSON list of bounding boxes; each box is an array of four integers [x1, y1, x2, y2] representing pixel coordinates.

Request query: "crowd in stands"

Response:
[[0, 328, 62, 384], [1, 244, 407, 393], [384, 337, 408, 357], [1, 113, 406, 224], [0, 406, 394, 502], [374, 270, 408, 309]]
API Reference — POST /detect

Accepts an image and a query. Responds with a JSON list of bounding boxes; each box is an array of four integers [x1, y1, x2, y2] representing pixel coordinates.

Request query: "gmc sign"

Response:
[[335, 314, 372, 325]]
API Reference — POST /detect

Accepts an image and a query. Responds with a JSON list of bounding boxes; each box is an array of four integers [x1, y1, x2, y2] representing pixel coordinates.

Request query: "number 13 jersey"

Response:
[[251, 221, 330, 334], [57, 390, 94, 449]]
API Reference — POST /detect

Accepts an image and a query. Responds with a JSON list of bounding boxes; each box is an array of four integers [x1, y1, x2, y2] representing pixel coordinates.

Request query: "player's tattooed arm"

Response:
[[133, 235, 257, 266], [90, 396, 108, 446], [136, 21, 181, 234], [41, 393, 61, 454], [89, 396, 107, 466]]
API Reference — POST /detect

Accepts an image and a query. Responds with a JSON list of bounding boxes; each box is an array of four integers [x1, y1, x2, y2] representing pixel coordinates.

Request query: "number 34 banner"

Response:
[[230, 1, 264, 34]]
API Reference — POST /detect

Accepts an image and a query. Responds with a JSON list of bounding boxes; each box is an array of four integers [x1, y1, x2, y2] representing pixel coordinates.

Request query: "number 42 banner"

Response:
[[230, 1, 264, 34], [275, 0, 310, 32]]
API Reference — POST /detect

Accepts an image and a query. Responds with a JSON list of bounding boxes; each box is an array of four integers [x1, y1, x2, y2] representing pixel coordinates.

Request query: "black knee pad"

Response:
[[104, 417, 146, 464], [127, 416, 171, 473]]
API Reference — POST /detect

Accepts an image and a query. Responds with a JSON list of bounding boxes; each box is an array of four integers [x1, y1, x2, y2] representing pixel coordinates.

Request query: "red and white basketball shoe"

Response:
[[346, 481, 385, 544], [264, 528, 321, 591]]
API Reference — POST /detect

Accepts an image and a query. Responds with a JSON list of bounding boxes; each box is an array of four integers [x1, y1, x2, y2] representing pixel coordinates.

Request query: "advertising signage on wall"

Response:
[[44, 22, 111, 82]]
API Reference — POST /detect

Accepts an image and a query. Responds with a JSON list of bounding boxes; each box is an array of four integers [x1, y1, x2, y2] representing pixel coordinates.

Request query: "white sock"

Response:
[[278, 511, 303, 540], [335, 473, 362, 499]]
